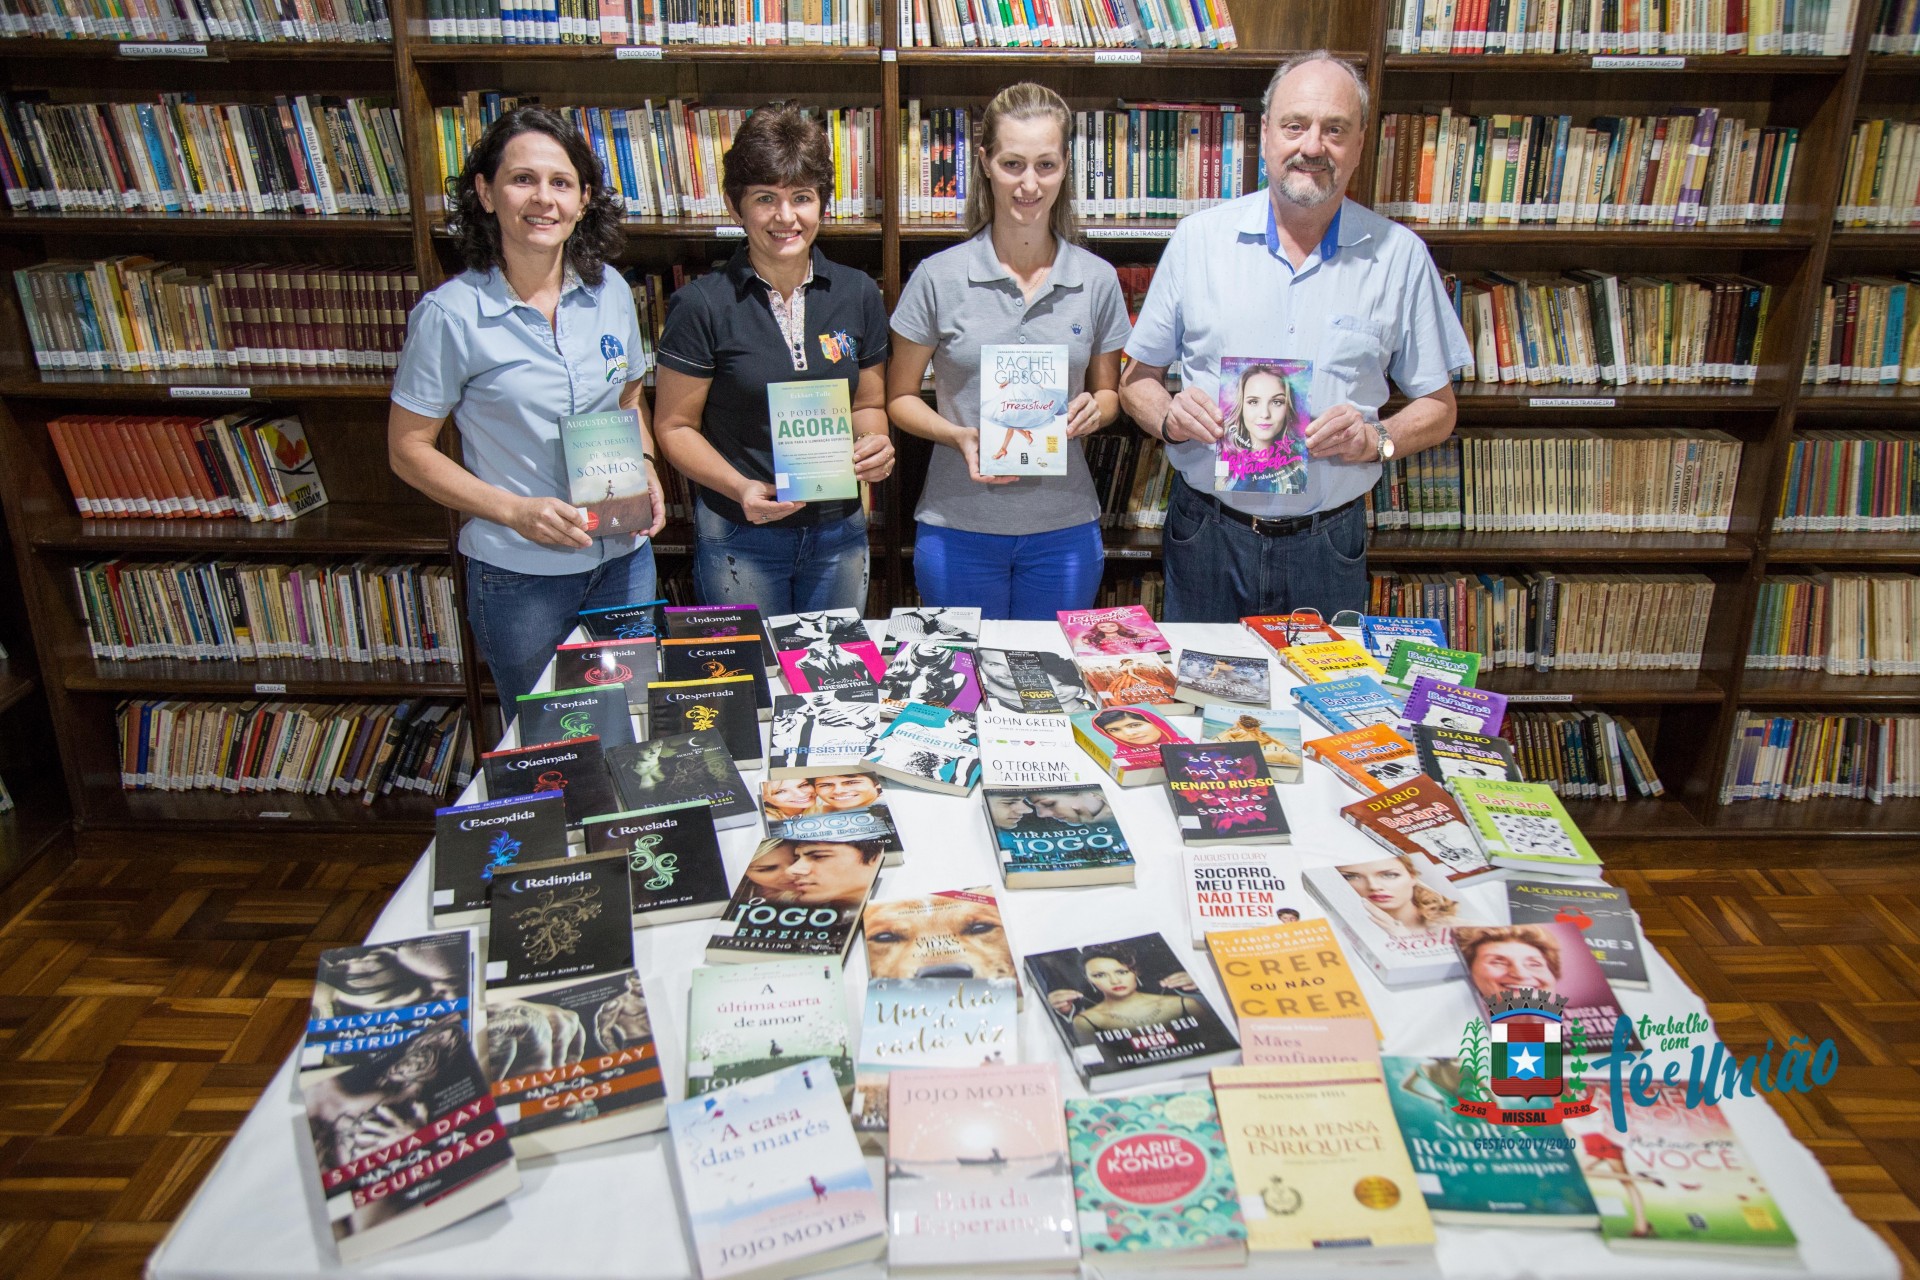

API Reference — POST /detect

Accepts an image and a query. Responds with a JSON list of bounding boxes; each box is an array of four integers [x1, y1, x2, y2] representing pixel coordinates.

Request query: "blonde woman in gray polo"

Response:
[[886, 83, 1132, 620]]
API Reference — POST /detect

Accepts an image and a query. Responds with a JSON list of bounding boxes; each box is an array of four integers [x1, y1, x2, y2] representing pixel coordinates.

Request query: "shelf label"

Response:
[[1109, 548, 1152, 559], [254, 682, 287, 694], [120, 41, 209, 56], [259, 811, 292, 819], [1591, 55, 1685, 68], [170, 386, 251, 399], [1094, 48, 1143, 63], [1528, 396, 1615, 408], [1506, 692, 1576, 703], [615, 45, 663, 59], [881, 47, 897, 61], [1084, 226, 1175, 240], [714, 225, 745, 237]]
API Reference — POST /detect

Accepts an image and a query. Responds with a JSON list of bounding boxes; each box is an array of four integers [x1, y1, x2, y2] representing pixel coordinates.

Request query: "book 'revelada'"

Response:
[[1339, 774, 1500, 885], [1203, 918, 1380, 1037], [1303, 858, 1482, 987], [983, 782, 1135, 889], [705, 831, 884, 965], [579, 800, 730, 926], [1449, 777, 1604, 875], [482, 968, 666, 1158], [480, 735, 620, 828], [685, 959, 853, 1097], [1199, 703, 1302, 783], [431, 791, 569, 928], [1158, 741, 1291, 846], [560, 408, 651, 536], [767, 378, 858, 502], [1214, 356, 1309, 494], [1058, 605, 1172, 659], [1065, 1089, 1249, 1267], [484, 852, 636, 999], [979, 343, 1070, 477], [660, 634, 773, 721], [883, 605, 981, 651], [300, 931, 473, 1075], [1182, 850, 1311, 947], [1239, 1016, 1382, 1066], [862, 886, 1023, 1000], [1453, 920, 1642, 1053], [1025, 931, 1238, 1092], [1304, 723, 1425, 794], [864, 702, 981, 796], [1070, 704, 1190, 786], [551, 637, 658, 716], [1401, 673, 1508, 736], [514, 682, 636, 751], [1291, 674, 1406, 735], [647, 675, 763, 769], [302, 1012, 519, 1263], [1174, 647, 1271, 708], [667, 1058, 884, 1280], [877, 642, 981, 721], [1505, 876, 1650, 989], [577, 596, 666, 642], [1211, 1059, 1436, 1258], [768, 688, 882, 779], [1077, 652, 1191, 714], [1413, 723, 1524, 784], [887, 1063, 1079, 1272], [665, 604, 776, 676], [605, 731, 755, 830]]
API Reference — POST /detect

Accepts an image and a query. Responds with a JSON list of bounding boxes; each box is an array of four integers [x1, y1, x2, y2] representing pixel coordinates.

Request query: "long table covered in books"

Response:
[[147, 621, 1899, 1280]]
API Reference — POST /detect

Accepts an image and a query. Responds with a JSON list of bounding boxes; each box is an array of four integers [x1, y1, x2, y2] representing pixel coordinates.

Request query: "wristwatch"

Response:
[[1372, 422, 1395, 462]]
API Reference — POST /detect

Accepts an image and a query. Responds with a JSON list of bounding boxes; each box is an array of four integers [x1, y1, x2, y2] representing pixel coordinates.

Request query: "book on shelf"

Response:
[[667, 1059, 884, 1280], [1212, 1060, 1436, 1259], [1070, 704, 1189, 786], [14, 260, 414, 373], [577, 597, 666, 642], [1833, 126, 1920, 231], [1058, 605, 1171, 659], [46, 413, 331, 523], [978, 344, 1068, 477], [665, 604, 776, 676], [605, 732, 756, 829], [551, 638, 658, 716], [578, 800, 730, 926], [1506, 876, 1650, 990], [1158, 741, 1290, 846], [1182, 850, 1310, 947], [1412, 724, 1524, 785], [1204, 918, 1379, 1035], [481, 735, 619, 829], [301, 1013, 519, 1265], [1388, 0, 1856, 53], [705, 832, 883, 965], [1454, 921, 1640, 1052], [1450, 777, 1603, 875], [982, 782, 1135, 889], [1214, 356, 1309, 495], [1380, 1054, 1599, 1228], [1359, 614, 1447, 661], [299, 932, 472, 1076], [901, 0, 1235, 49], [1723, 710, 1920, 803], [484, 851, 636, 999], [1561, 1084, 1799, 1260], [481, 969, 666, 1158], [1241, 611, 1346, 656], [1025, 931, 1238, 1092], [1239, 1015, 1380, 1065], [768, 688, 882, 778], [560, 408, 651, 537], [1281, 638, 1388, 685], [1078, 652, 1190, 715], [1748, 573, 1920, 675], [1340, 775, 1498, 887], [976, 647, 1098, 716], [1871, 6, 1920, 53], [1772, 426, 1917, 528], [1304, 723, 1424, 794], [646, 675, 762, 769], [883, 606, 980, 651], [1304, 859, 1482, 988], [877, 642, 980, 721], [862, 886, 1021, 994], [1292, 674, 1405, 736], [1383, 641, 1483, 691], [516, 684, 635, 752], [1197, 704, 1302, 783], [660, 634, 772, 720], [1065, 1089, 1248, 1268], [426, 1, 874, 47], [865, 702, 980, 795], [431, 791, 568, 929], [1401, 676, 1507, 737], [685, 959, 853, 1098], [1366, 569, 1533, 671], [1172, 648, 1270, 709], [3, 0, 392, 40], [767, 379, 857, 502], [887, 1064, 1079, 1273]]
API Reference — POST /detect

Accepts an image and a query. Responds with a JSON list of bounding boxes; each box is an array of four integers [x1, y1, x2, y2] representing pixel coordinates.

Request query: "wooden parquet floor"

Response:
[[0, 843, 1915, 1279]]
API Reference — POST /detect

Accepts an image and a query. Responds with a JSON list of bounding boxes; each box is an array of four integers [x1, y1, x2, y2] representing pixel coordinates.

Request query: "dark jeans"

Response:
[[691, 497, 869, 617], [1161, 472, 1368, 623], [465, 544, 658, 706]]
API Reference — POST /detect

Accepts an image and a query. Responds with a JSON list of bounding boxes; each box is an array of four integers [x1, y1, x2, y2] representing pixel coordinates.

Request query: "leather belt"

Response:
[[1182, 476, 1361, 537]]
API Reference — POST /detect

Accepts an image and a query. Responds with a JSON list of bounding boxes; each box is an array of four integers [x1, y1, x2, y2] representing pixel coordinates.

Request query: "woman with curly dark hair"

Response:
[[653, 104, 894, 615], [387, 105, 665, 704]]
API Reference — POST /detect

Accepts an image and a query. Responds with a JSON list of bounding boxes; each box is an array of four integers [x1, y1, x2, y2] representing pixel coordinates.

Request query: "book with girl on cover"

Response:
[[1214, 357, 1309, 494], [1026, 931, 1238, 1091], [1453, 921, 1641, 1051], [1200, 704, 1302, 781], [979, 343, 1071, 477], [1305, 853, 1481, 987], [1058, 605, 1171, 658], [1071, 704, 1190, 786], [1078, 652, 1190, 714]]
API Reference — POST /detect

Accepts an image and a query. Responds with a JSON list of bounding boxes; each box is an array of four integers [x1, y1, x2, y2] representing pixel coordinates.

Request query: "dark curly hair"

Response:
[[448, 105, 624, 287], [722, 104, 835, 214]]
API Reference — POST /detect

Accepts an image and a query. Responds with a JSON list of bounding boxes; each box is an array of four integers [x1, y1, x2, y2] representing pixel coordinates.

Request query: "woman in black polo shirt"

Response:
[[653, 106, 894, 614]]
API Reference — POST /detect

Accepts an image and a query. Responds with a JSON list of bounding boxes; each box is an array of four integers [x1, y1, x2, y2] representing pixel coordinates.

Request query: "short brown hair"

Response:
[[723, 105, 835, 214]]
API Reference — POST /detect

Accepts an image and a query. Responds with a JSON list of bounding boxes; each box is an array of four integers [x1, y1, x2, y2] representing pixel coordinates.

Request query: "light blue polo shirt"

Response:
[[1125, 193, 1472, 518], [391, 266, 649, 575]]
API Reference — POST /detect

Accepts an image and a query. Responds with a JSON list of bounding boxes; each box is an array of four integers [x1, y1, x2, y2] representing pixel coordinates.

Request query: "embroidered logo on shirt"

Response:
[[818, 330, 856, 364], [600, 334, 629, 383]]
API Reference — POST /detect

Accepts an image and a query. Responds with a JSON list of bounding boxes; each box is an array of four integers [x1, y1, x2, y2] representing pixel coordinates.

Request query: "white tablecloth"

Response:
[[147, 622, 1898, 1280]]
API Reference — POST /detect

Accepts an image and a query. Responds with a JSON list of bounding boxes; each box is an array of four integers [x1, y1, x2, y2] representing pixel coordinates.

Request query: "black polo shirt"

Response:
[[656, 247, 890, 528]]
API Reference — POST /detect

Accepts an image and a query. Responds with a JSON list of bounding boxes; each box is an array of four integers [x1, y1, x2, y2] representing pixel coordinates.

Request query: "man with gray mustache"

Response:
[[1120, 51, 1472, 623]]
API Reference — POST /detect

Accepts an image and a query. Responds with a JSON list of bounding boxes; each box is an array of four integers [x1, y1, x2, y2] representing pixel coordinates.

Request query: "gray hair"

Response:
[[1261, 50, 1370, 129]]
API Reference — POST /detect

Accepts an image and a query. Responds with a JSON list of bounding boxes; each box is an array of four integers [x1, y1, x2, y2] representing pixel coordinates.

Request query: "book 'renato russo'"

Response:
[[766, 378, 858, 502], [983, 782, 1135, 889], [1182, 850, 1311, 947], [300, 932, 473, 1075], [1401, 673, 1508, 735], [560, 407, 651, 536], [605, 732, 756, 830], [1339, 774, 1498, 885], [1173, 647, 1271, 707], [480, 735, 620, 828], [514, 683, 636, 751], [578, 800, 730, 925], [1291, 674, 1406, 735], [1214, 356, 1309, 494], [979, 343, 1070, 477], [1505, 876, 1649, 989], [1065, 1089, 1248, 1267], [1025, 931, 1238, 1092], [1199, 703, 1302, 782], [1158, 741, 1290, 846], [685, 959, 854, 1097], [484, 852, 636, 998], [667, 1058, 885, 1280], [432, 790, 569, 928], [887, 1064, 1080, 1272], [1448, 777, 1603, 875], [864, 701, 980, 795]]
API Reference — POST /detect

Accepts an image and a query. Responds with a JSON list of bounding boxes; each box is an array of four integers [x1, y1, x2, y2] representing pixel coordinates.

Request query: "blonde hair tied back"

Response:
[[965, 81, 1080, 243]]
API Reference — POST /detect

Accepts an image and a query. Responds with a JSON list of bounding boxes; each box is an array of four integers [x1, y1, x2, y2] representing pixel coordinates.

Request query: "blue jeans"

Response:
[[692, 497, 869, 617], [913, 519, 1106, 620], [1162, 473, 1368, 623], [466, 544, 658, 706]]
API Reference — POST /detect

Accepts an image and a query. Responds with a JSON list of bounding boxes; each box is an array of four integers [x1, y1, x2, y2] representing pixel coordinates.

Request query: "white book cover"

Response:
[[1303, 860, 1481, 988], [979, 344, 1070, 477], [1183, 850, 1311, 947]]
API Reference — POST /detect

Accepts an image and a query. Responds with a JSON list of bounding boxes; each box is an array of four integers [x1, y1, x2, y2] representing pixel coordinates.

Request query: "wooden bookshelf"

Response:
[[0, 0, 1914, 840]]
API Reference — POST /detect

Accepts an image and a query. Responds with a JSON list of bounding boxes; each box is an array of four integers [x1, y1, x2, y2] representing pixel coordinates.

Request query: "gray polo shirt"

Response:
[[890, 230, 1132, 536]]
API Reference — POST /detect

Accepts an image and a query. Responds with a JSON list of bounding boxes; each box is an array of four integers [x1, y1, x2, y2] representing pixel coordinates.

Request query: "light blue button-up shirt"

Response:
[[1125, 193, 1473, 517], [391, 266, 649, 574]]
